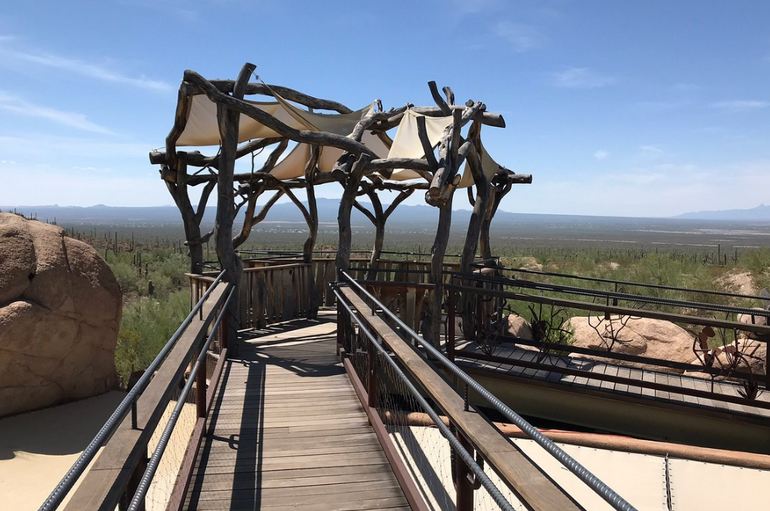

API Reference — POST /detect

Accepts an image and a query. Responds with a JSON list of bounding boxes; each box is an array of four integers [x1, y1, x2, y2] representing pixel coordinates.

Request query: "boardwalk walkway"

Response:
[[184, 311, 409, 510]]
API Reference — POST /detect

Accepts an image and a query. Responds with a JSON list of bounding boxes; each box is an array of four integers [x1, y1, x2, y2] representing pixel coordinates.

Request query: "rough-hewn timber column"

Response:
[[336, 154, 372, 275], [164, 161, 215, 274], [303, 146, 321, 264], [215, 63, 254, 342], [480, 176, 513, 260], [354, 188, 414, 281]]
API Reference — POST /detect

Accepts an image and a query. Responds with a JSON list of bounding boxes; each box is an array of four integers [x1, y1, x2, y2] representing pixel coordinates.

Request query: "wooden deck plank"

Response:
[[184, 317, 407, 510], [456, 342, 770, 420]]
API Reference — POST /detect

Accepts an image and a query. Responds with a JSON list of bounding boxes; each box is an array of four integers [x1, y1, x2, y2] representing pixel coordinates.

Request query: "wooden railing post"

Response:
[[196, 348, 207, 419], [367, 336, 377, 409], [447, 286, 456, 362], [452, 426, 475, 511], [220, 307, 229, 352], [119, 455, 147, 511]]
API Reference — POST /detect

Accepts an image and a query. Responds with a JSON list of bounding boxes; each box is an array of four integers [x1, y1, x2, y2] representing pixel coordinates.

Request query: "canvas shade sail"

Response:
[[176, 93, 375, 146], [385, 110, 503, 187], [269, 131, 390, 180], [175, 96, 504, 187]]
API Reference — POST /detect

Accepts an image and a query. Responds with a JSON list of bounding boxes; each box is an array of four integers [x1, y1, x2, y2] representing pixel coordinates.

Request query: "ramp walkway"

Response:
[[184, 312, 409, 510]]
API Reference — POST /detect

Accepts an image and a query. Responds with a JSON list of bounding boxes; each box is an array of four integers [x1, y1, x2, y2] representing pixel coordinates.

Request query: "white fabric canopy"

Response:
[[175, 97, 504, 188], [269, 131, 390, 180], [385, 110, 502, 187], [176, 94, 375, 146]]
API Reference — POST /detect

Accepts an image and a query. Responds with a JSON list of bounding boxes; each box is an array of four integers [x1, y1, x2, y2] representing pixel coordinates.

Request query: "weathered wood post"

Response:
[[304, 146, 321, 317], [453, 427, 475, 511], [480, 175, 512, 261], [215, 63, 255, 348], [356, 187, 415, 281], [459, 123, 490, 340], [425, 105, 466, 347], [336, 154, 372, 276]]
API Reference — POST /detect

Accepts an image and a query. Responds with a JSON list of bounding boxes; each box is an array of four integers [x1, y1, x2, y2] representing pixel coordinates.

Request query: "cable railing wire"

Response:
[[473, 272, 770, 317], [39, 271, 227, 511], [335, 291, 516, 511], [128, 285, 234, 511], [340, 271, 637, 511], [507, 266, 770, 302]]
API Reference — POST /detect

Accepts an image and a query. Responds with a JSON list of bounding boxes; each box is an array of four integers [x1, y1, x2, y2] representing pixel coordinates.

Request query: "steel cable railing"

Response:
[[128, 285, 234, 511], [340, 271, 637, 511], [39, 271, 226, 511], [469, 272, 770, 318], [507, 266, 770, 303], [335, 291, 516, 511]]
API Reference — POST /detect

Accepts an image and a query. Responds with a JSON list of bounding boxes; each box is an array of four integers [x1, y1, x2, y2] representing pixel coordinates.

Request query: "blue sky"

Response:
[[0, 0, 768, 217]]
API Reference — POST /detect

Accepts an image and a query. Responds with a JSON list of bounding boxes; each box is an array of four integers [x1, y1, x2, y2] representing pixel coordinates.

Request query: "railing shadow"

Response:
[[186, 357, 266, 510]]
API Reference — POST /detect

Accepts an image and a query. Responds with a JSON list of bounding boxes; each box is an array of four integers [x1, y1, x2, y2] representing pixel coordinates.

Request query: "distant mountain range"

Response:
[[3, 201, 770, 230], [675, 204, 770, 221], [7, 201, 770, 249], [0, 200, 588, 229]]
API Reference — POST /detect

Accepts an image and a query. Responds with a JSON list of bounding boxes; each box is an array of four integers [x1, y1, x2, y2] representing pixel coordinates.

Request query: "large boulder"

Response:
[[565, 315, 696, 371], [0, 214, 121, 417]]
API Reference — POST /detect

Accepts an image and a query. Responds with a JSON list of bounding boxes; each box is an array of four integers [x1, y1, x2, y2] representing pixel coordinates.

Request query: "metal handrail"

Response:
[[463, 272, 770, 319], [335, 292, 515, 511], [39, 271, 227, 511], [507, 266, 770, 302], [128, 285, 234, 510], [339, 271, 637, 511]]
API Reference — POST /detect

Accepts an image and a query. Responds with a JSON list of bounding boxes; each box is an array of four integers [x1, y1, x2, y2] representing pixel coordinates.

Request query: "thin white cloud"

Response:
[[0, 43, 172, 93], [710, 100, 769, 113], [494, 22, 544, 52], [639, 144, 664, 158], [552, 67, 616, 89], [593, 150, 609, 161], [0, 93, 113, 134]]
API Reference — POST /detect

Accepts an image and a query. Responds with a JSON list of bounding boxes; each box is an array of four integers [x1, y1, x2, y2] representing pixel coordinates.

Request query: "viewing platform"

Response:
[[37, 258, 770, 511]]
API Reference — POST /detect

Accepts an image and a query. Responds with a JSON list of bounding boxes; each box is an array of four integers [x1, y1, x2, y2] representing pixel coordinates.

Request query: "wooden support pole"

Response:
[[427, 198, 453, 347], [164, 160, 213, 274], [302, 145, 321, 264], [215, 63, 253, 344], [336, 154, 372, 275]]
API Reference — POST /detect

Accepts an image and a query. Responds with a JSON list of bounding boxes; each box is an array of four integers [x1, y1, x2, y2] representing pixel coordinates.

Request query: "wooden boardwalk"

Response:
[[456, 341, 770, 419], [184, 312, 409, 510]]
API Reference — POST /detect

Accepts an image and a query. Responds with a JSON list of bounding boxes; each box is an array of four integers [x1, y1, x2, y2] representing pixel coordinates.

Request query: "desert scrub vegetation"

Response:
[[105, 248, 191, 386]]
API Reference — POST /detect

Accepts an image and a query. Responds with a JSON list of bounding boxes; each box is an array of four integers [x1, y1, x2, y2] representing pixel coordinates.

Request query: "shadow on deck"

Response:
[[184, 311, 409, 511], [457, 341, 770, 454]]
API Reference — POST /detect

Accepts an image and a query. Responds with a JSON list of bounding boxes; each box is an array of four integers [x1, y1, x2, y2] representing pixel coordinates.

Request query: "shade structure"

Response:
[[173, 93, 506, 188], [387, 109, 504, 186], [176, 93, 376, 146]]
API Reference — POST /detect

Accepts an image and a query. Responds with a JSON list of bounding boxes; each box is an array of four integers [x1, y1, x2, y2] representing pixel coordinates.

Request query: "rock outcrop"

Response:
[[0, 214, 121, 417], [506, 313, 534, 340], [565, 315, 695, 371], [687, 338, 767, 377]]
